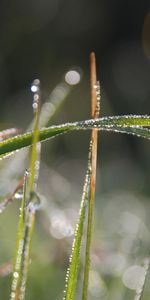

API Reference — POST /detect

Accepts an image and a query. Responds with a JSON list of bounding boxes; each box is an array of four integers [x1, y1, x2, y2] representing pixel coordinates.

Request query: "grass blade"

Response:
[[63, 55, 98, 300], [63, 144, 92, 300], [10, 79, 41, 300], [19, 79, 41, 300], [10, 171, 27, 300], [0, 115, 150, 159], [82, 52, 100, 300], [28, 79, 41, 194], [19, 202, 36, 300], [98, 125, 150, 139]]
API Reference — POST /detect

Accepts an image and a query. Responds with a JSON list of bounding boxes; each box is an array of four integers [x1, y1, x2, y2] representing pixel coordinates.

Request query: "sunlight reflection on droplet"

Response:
[[122, 265, 145, 290], [13, 272, 19, 279], [10, 292, 15, 299], [31, 78, 40, 93], [14, 193, 22, 200], [31, 85, 38, 93], [65, 70, 81, 85]]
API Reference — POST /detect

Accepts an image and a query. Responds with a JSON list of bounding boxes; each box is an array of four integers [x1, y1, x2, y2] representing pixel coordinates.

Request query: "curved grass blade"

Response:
[[100, 126, 150, 139], [0, 115, 150, 159], [0, 125, 72, 159], [63, 144, 92, 300]]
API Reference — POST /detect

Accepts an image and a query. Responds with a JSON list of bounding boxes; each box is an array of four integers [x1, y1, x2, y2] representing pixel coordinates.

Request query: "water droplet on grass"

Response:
[[31, 79, 40, 93], [13, 271, 19, 279]]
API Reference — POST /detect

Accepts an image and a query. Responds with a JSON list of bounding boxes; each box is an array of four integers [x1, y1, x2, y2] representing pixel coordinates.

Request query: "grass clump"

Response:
[[0, 53, 150, 300]]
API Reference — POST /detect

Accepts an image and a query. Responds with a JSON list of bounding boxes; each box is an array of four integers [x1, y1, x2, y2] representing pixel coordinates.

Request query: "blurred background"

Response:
[[0, 0, 150, 299]]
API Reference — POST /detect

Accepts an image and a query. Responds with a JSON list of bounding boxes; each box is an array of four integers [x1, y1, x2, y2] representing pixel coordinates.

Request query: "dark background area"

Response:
[[0, 0, 149, 113], [0, 1, 150, 299]]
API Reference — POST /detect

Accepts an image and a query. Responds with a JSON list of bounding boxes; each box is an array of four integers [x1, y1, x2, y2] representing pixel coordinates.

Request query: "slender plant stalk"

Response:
[[82, 52, 100, 300], [63, 54, 100, 300], [10, 171, 28, 300], [19, 203, 36, 300], [63, 145, 92, 300], [19, 79, 41, 300], [28, 79, 41, 194], [10, 79, 41, 300]]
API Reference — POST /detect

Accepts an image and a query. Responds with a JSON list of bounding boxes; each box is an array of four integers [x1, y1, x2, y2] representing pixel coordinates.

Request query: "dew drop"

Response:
[[31, 79, 40, 93], [31, 85, 38, 93], [10, 292, 15, 299], [15, 193, 22, 200], [13, 271, 19, 279]]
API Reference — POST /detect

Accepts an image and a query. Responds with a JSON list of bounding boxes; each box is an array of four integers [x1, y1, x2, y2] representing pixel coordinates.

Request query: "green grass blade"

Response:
[[19, 203, 36, 300], [100, 126, 150, 139], [0, 125, 72, 159], [10, 80, 42, 300], [18, 79, 41, 300], [0, 115, 150, 159], [28, 79, 41, 194], [10, 171, 28, 300], [63, 144, 92, 300]]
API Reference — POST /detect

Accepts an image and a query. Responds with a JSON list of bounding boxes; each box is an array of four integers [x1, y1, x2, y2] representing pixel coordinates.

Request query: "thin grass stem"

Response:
[[10, 171, 28, 300], [10, 79, 41, 300], [82, 52, 100, 300]]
